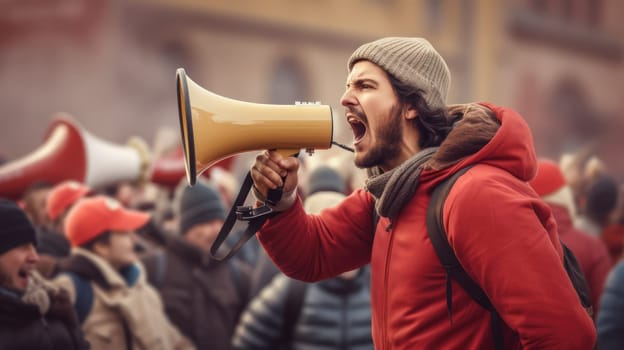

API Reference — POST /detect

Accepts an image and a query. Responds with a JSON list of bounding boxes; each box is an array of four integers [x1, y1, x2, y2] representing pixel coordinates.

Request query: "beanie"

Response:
[[64, 196, 150, 247], [529, 159, 577, 217], [46, 180, 91, 220], [348, 37, 450, 110], [179, 182, 226, 235], [0, 199, 38, 255], [306, 166, 346, 196]]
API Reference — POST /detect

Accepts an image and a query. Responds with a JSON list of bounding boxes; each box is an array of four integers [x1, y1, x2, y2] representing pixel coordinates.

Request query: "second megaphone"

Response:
[[176, 68, 333, 185]]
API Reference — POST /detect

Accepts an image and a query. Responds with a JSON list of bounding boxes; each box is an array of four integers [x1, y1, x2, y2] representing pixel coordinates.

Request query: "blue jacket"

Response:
[[598, 261, 624, 349]]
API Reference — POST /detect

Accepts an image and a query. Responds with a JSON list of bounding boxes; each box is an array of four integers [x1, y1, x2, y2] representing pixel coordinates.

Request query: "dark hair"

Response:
[[80, 231, 112, 251], [585, 176, 619, 225], [387, 73, 452, 148]]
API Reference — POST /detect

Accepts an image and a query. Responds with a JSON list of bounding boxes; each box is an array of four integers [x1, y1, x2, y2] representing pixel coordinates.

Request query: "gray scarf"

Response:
[[365, 147, 438, 221]]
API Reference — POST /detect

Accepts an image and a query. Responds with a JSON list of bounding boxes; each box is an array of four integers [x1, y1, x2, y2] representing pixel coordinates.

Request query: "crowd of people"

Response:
[[0, 36, 623, 349]]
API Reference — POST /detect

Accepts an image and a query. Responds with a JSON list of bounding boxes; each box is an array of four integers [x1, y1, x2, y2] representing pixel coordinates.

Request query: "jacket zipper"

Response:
[[382, 220, 395, 350]]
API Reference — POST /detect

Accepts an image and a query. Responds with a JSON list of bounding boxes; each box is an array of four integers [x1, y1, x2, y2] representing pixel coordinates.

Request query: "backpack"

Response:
[[425, 166, 593, 350]]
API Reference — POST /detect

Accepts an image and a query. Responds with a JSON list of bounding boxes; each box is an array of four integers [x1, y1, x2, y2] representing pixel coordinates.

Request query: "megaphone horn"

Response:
[[176, 68, 334, 185], [0, 114, 151, 199]]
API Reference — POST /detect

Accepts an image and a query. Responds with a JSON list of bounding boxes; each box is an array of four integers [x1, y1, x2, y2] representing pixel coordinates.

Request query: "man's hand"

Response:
[[250, 150, 300, 202]]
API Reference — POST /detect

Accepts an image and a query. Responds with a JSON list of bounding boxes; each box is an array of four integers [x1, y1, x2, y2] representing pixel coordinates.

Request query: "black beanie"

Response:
[[307, 166, 346, 196], [0, 199, 38, 255], [179, 183, 226, 235]]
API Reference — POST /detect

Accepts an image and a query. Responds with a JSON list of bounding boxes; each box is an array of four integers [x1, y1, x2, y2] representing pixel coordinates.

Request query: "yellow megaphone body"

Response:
[[176, 68, 333, 185]]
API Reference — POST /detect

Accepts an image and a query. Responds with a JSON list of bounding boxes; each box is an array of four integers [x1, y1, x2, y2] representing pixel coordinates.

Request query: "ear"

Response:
[[404, 106, 418, 121], [93, 241, 110, 259]]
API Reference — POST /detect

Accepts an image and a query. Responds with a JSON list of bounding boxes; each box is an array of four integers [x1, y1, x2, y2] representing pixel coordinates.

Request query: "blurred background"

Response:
[[1, 0, 623, 181]]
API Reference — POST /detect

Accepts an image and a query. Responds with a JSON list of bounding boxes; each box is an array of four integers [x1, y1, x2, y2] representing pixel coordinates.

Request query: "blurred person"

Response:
[[21, 180, 54, 228], [142, 181, 251, 350], [32, 180, 92, 278], [0, 199, 89, 349], [597, 260, 624, 349], [232, 167, 372, 350], [53, 195, 193, 350], [529, 159, 611, 317], [249, 37, 595, 349], [575, 175, 620, 237], [40, 180, 91, 258]]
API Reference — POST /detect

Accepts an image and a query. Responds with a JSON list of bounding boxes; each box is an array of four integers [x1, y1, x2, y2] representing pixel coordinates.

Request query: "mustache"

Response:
[[346, 106, 367, 123]]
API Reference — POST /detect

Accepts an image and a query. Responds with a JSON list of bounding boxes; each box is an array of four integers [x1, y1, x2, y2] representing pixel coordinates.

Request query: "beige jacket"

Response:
[[54, 248, 194, 350]]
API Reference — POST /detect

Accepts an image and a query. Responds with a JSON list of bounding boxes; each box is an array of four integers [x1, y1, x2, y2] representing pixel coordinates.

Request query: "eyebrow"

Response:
[[346, 78, 378, 88]]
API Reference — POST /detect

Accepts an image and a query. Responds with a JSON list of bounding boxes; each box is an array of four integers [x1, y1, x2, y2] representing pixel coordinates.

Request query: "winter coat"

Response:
[[145, 236, 251, 350], [54, 248, 194, 350], [232, 268, 373, 350], [257, 103, 596, 349], [597, 260, 624, 349], [0, 277, 89, 349]]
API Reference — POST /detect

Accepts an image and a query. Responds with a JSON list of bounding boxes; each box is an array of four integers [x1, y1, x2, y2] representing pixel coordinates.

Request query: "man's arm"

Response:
[[257, 189, 375, 283]]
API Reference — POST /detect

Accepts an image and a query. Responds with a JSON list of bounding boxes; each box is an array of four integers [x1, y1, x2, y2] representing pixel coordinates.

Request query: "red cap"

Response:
[[46, 181, 91, 220], [64, 196, 150, 247], [529, 159, 567, 197]]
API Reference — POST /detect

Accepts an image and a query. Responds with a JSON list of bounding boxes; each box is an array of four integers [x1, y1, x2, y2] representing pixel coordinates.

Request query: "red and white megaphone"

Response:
[[0, 113, 151, 199], [148, 146, 238, 189]]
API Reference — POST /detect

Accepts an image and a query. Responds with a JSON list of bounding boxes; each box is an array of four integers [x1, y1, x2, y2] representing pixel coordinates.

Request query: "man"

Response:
[[0, 199, 89, 349], [54, 195, 194, 350], [249, 37, 596, 349], [143, 181, 251, 350], [37, 180, 91, 259], [529, 159, 611, 317]]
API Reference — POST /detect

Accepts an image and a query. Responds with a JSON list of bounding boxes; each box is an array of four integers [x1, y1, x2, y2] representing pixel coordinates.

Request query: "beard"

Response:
[[354, 104, 404, 169]]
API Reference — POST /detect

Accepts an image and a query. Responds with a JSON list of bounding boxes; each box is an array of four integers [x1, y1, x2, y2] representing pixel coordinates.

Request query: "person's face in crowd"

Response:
[[96, 231, 139, 269], [341, 60, 413, 171], [0, 243, 39, 292], [185, 219, 224, 253], [24, 187, 51, 227]]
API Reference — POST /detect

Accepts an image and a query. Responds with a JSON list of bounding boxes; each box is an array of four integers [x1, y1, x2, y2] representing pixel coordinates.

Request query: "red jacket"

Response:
[[258, 103, 596, 349]]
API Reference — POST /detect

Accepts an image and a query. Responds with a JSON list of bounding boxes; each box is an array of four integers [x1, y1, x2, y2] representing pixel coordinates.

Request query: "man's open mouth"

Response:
[[18, 269, 28, 278], [348, 116, 367, 143]]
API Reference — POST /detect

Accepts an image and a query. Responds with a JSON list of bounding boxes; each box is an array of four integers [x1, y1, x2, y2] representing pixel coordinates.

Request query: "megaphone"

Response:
[[176, 68, 334, 185], [0, 113, 151, 199]]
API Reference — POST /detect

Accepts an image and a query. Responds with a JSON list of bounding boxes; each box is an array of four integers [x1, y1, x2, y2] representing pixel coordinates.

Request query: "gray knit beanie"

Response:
[[178, 183, 226, 235], [348, 37, 450, 110]]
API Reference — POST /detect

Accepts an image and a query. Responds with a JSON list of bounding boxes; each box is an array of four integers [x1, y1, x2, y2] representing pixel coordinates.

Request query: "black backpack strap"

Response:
[[426, 165, 504, 350]]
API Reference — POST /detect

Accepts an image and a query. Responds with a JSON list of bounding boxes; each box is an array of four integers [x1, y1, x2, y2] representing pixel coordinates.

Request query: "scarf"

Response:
[[365, 147, 437, 220]]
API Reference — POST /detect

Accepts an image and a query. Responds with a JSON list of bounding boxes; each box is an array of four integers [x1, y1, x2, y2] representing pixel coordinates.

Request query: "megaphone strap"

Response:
[[210, 171, 276, 261]]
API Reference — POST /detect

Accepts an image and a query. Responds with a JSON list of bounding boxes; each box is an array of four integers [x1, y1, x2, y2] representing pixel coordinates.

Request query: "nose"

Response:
[[340, 88, 356, 107], [27, 244, 40, 263]]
